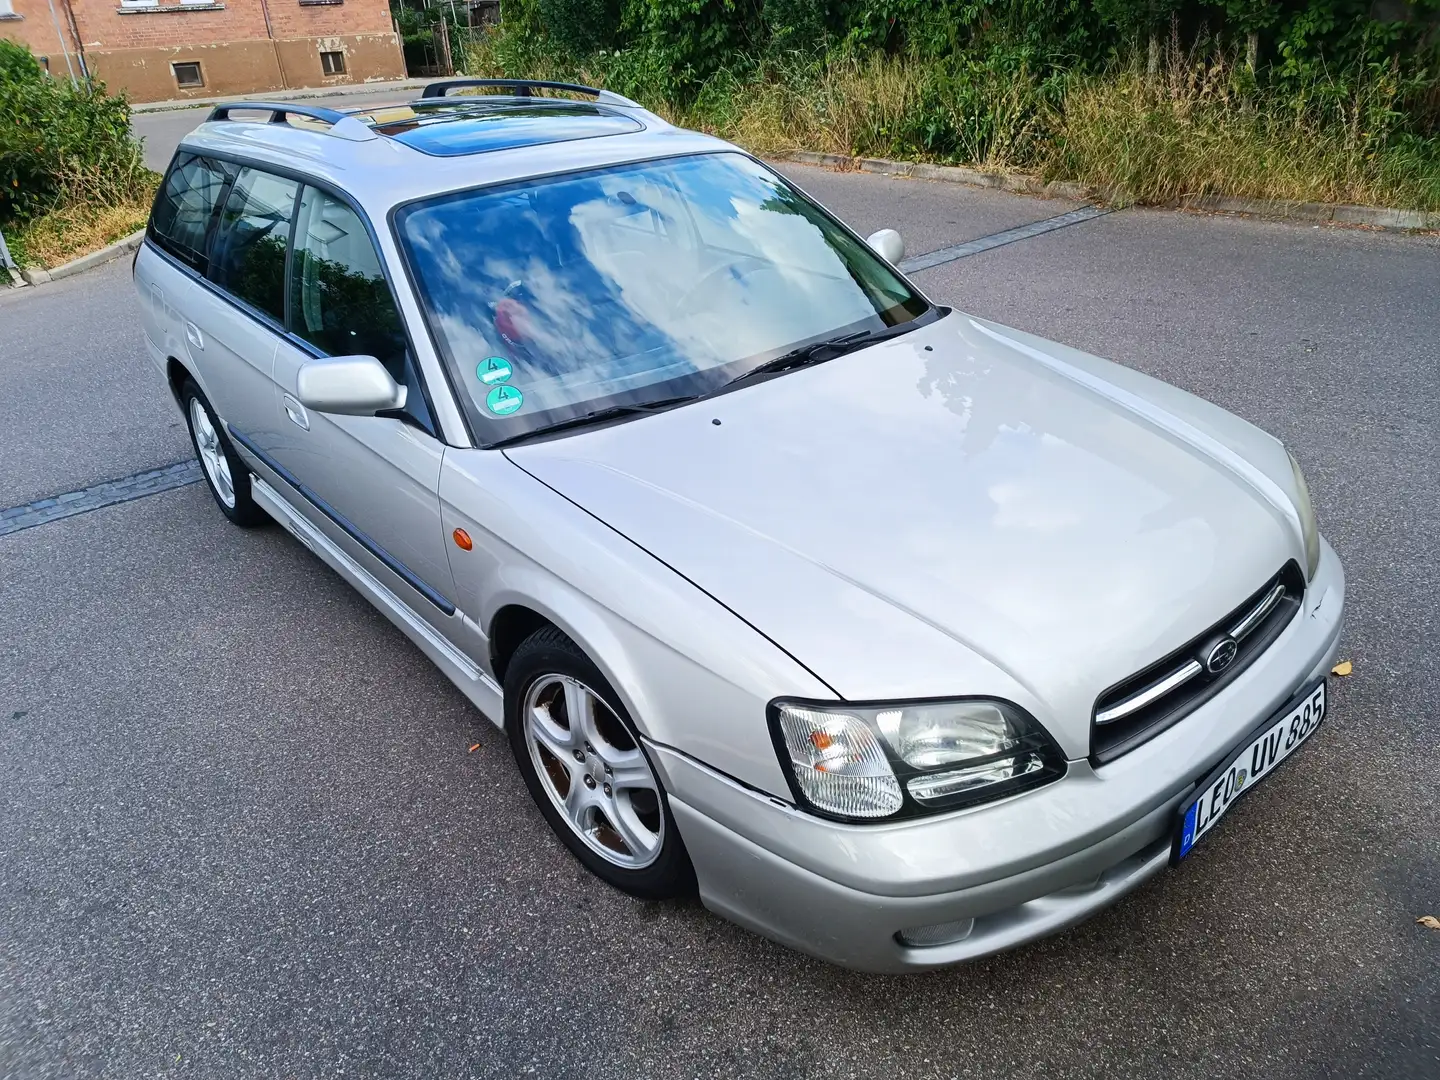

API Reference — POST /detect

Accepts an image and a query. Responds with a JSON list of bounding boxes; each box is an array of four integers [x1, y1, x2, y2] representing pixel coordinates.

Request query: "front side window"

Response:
[[208, 168, 299, 323], [289, 187, 406, 375], [289, 186, 433, 434], [396, 152, 928, 442], [150, 154, 232, 270]]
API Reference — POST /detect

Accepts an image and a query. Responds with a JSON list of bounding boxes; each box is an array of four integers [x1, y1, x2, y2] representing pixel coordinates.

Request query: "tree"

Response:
[[1093, 0, 1185, 74], [1222, 0, 1282, 70]]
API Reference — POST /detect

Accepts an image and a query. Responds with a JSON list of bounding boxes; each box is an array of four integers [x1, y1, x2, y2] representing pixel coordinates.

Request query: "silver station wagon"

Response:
[[134, 80, 1345, 972]]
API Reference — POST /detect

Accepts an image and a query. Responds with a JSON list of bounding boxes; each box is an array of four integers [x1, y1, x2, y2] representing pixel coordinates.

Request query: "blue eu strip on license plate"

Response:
[[1172, 679, 1326, 863]]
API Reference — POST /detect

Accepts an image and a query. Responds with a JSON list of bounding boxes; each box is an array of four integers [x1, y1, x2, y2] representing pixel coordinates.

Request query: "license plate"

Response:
[[1171, 679, 1327, 863]]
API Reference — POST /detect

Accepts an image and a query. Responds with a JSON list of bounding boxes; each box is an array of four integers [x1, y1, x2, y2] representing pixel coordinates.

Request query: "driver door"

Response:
[[260, 184, 459, 632]]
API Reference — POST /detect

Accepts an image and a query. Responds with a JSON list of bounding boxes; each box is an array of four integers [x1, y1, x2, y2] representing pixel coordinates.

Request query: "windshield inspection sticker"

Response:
[[478, 356, 513, 385], [485, 385, 524, 416]]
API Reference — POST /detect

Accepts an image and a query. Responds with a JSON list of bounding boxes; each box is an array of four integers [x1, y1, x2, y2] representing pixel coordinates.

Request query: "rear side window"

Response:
[[150, 154, 231, 270], [208, 167, 299, 323], [289, 187, 406, 376]]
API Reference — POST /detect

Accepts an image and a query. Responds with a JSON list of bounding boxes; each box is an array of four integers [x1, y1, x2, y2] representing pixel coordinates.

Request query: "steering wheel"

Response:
[[673, 255, 773, 316]]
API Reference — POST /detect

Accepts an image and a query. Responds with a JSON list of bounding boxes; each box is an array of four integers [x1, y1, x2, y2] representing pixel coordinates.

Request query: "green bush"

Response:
[[0, 37, 44, 84], [537, 0, 624, 57], [458, 0, 1440, 209], [0, 41, 152, 226]]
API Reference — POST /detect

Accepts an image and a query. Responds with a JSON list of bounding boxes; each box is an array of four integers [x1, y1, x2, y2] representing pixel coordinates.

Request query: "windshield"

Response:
[[395, 152, 929, 442]]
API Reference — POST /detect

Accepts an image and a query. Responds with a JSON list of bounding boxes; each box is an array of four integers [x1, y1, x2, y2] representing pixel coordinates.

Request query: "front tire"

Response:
[[181, 379, 266, 527], [505, 627, 695, 900]]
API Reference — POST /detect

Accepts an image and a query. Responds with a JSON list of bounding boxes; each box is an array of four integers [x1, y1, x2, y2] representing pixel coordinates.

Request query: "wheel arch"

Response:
[[488, 603, 555, 686], [166, 355, 195, 407], [481, 581, 662, 742]]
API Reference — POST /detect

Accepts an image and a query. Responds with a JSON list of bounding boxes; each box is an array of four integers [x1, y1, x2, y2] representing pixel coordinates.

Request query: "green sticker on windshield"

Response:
[[478, 356, 513, 385], [485, 384, 524, 416]]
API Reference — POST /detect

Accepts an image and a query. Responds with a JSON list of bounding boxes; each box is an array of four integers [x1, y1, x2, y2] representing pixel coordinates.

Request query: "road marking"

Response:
[[0, 461, 201, 537], [898, 205, 1114, 274]]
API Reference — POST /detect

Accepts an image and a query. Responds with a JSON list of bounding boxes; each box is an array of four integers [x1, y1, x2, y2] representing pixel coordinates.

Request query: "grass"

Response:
[[6, 181, 157, 271], [463, 35, 1440, 213], [1053, 61, 1440, 210], [689, 54, 1059, 171]]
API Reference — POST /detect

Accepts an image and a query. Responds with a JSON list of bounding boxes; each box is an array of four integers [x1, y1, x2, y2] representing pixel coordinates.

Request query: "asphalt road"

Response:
[[2, 150, 1438, 1080], [132, 88, 427, 172]]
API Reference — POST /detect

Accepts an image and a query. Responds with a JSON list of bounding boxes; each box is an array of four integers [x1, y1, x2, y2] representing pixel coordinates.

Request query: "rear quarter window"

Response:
[[150, 154, 232, 271]]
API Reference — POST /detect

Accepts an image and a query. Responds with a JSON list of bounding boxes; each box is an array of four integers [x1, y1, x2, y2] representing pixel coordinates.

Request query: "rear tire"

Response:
[[181, 379, 266, 527], [505, 626, 695, 900]]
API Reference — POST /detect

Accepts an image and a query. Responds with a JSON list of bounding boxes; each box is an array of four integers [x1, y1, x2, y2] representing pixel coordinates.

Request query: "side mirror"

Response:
[[295, 355, 406, 416], [866, 228, 905, 265]]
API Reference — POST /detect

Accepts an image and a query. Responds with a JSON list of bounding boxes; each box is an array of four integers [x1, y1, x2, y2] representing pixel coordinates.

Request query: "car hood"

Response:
[[507, 312, 1302, 757]]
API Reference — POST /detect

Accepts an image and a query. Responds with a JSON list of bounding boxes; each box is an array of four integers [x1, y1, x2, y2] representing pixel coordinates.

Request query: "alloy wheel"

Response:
[[189, 397, 235, 509], [522, 673, 664, 869]]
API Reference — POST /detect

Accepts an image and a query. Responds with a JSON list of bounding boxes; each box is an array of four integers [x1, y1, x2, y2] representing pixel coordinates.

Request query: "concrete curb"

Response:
[[779, 150, 1440, 231], [131, 77, 444, 114], [781, 151, 1090, 202], [1171, 193, 1439, 230], [21, 229, 145, 286]]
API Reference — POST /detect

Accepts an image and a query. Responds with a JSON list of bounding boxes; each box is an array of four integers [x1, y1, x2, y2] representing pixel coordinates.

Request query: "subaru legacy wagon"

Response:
[[133, 81, 1344, 972]]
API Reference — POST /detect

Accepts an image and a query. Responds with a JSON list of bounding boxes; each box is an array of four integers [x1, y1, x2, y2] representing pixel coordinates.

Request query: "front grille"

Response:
[[1090, 562, 1305, 765]]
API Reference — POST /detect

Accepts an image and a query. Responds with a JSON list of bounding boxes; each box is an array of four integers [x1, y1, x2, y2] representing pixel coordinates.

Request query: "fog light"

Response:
[[898, 918, 976, 948]]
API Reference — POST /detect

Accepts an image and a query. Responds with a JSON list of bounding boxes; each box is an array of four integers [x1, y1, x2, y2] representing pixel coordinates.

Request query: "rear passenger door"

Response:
[[263, 184, 459, 630], [187, 166, 301, 444], [139, 154, 231, 402]]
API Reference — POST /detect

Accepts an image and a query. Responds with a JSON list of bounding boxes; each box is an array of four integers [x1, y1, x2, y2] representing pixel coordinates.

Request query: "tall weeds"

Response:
[[1053, 34, 1440, 208], [463, 26, 1440, 211]]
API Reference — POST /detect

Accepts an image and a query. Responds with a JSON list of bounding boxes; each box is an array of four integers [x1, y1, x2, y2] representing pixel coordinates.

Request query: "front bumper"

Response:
[[656, 540, 1345, 972]]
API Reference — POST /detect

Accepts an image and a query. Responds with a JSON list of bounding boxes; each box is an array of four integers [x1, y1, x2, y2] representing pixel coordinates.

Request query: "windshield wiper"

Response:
[[725, 331, 869, 385], [489, 395, 695, 448], [716, 321, 920, 391]]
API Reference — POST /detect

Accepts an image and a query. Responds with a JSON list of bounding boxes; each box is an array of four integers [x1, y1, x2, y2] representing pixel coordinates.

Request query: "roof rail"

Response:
[[419, 78, 642, 109], [206, 101, 378, 142]]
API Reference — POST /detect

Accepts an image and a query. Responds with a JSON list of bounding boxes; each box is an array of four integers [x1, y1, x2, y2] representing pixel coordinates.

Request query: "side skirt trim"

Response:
[[227, 426, 457, 615], [251, 474, 505, 727]]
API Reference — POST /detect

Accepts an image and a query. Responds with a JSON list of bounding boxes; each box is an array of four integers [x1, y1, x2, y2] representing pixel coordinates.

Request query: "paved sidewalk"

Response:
[[131, 77, 444, 114]]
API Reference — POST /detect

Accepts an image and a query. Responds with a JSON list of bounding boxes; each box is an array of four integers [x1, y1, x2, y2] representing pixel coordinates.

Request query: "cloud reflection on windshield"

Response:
[[398, 152, 926, 433]]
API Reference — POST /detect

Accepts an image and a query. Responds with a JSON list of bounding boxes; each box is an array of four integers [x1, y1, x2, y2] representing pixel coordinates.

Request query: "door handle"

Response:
[[283, 394, 310, 430], [184, 321, 204, 351]]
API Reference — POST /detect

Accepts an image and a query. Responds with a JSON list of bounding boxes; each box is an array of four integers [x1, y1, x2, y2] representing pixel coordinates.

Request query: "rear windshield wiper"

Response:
[[488, 395, 695, 448], [717, 321, 922, 391]]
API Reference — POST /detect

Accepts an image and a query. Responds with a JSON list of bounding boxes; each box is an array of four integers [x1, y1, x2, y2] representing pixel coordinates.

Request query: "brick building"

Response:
[[0, 0, 404, 102]]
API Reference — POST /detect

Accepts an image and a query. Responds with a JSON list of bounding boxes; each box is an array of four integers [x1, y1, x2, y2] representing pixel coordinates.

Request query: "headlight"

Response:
[[1288, 452, 1321, 580], [770, 698, 1066, 821]]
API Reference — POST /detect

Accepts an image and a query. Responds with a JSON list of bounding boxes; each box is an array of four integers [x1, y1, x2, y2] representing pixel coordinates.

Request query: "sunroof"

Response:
[[369, 100, 645, 157]]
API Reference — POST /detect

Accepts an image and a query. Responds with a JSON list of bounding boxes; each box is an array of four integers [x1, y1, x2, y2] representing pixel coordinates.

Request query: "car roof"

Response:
[[175, 84, 734, 215]]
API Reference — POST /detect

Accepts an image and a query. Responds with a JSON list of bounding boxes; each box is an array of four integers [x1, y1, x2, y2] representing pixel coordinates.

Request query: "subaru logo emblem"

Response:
[[1202, 636, 1239, 674]]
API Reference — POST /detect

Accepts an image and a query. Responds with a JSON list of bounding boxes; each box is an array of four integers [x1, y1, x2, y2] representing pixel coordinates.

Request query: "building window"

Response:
[[320, 51, 346, 76], [117, 1, 228, 10], [0, 0, 17, 19], [172, 61, 204, 88]]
